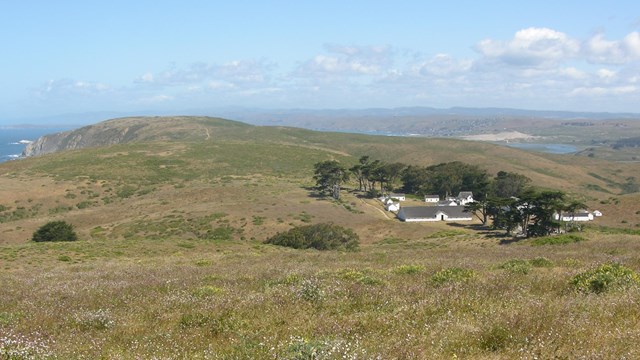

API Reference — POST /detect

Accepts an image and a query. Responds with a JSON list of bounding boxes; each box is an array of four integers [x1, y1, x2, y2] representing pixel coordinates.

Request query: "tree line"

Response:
[[313, 156, 587, 238]]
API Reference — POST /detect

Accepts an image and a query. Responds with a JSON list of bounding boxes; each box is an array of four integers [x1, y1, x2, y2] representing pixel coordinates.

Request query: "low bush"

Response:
[[32, 221, 78, 242], [432, 267, 475, 284], [265, 223, 359, 251], [499, 259, 532, 274], [530, 234, 585, 246], [393, 264, 425, 275], [572, 263, 640, 294], [529, 257, 554, 268]]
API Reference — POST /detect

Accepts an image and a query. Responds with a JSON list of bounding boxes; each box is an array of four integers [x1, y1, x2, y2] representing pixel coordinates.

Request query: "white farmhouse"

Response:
[[457, 192, 474, 205]]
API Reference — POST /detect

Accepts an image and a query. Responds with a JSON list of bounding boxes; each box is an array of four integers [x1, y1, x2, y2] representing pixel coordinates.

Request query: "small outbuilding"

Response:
[[437, 199, 459, 207], [386, 202, 401, 212], [424, 195, 440, 203]]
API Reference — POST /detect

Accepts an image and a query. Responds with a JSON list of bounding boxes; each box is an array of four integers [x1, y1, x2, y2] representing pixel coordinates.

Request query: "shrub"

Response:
[[393, 264, 425, 275], [572, 263, 640, 294], [530, 234, 585, 246], [32, 221, 78, 242], [265, 223, 359, 251], [529, 257, 554, 268], [479, 325, 512, 352], [499, 259, 532, 274], [296, 278, 324, 302], [432, 267, 475, 284]]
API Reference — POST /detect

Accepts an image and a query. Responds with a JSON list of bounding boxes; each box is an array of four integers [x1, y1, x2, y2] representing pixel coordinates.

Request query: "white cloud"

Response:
[[558, 67, 588, 80], [417, 54, 472, 77], [596, 68, 616, 80], [295, 44, 393, 77], [136, 60, 271, 87], [137, 94, 174, 104], [476, 27, 579, 67], [139, 73, 154, 83], [35, 78, 111, 98], [585, 31, 640, 64], [207, 80, 236, 90], [569, 85, 638, 96]]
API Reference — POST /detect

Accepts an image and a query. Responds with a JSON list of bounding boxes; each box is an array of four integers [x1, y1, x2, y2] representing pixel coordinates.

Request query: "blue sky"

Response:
[[1, 1, 639, 123]]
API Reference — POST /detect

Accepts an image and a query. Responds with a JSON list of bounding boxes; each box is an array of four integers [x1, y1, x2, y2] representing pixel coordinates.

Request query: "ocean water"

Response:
[[504, 143, 579, 154], [0, 127, 70, 163]]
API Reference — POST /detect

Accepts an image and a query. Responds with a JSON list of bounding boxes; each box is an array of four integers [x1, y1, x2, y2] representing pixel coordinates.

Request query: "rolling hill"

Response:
[[1, 115, 638, 245]]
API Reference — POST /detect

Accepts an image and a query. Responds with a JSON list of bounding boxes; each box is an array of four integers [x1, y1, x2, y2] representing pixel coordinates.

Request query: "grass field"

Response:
[[2, 228, 640, 358], [1, 116, 640, 358]]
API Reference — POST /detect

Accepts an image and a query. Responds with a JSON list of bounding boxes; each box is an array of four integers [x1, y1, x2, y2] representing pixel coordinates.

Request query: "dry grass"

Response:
[[1, 230, 640, 359]]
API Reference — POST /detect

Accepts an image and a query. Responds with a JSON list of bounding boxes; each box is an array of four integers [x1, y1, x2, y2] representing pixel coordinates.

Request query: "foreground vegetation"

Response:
[[1, 229, 640, 358]]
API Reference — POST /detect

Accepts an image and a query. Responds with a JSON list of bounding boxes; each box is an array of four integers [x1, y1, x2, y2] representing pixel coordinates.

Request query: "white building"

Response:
[[424, 195, 439, 203], [397, 206, 473, 222], [386, 202, 401, 212], [554, 211, 594, 222]]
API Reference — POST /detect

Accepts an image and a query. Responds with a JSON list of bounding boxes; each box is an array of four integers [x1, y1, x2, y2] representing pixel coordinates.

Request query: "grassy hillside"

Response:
[[1, 116, 640, 358]]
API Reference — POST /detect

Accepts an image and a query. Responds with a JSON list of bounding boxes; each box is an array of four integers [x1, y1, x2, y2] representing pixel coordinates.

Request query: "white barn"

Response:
[[397, 206, 473, 222], [554, 211, 594, 222]]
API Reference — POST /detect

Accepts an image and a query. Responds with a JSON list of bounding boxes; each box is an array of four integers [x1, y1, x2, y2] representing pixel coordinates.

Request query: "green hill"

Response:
[[0, 115, 637, 244]]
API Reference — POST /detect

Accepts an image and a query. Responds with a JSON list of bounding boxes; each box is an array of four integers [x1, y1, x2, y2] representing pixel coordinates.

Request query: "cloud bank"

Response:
[[31, 28, 640, 113]]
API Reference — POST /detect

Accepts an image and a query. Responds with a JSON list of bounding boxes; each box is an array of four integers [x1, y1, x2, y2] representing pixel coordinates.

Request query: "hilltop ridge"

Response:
[[22, 116, 250, 157]]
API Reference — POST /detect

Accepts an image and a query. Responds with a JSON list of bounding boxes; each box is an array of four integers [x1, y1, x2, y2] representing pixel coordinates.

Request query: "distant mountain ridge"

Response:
[[214, 106, 640, 127]]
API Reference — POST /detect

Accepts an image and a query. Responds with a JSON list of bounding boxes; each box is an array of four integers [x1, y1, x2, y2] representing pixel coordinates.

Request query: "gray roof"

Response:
[[400, 206, 471, 219], [565, 211, 591, 218], [458, 191, 473, 198], [425, 194, 440, 198]]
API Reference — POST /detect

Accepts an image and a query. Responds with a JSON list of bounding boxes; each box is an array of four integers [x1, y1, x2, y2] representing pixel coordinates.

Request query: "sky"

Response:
[[1, 1, 640, 123]]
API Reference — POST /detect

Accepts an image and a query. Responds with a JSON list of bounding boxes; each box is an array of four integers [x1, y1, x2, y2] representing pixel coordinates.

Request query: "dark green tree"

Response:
[[400, 165, 430, 194], [265, 223, 359, 251], [493, 171, 531, 198], [313, 160, 350, 199], [32, 220, 78, 242], [349, 156, 371, 191]]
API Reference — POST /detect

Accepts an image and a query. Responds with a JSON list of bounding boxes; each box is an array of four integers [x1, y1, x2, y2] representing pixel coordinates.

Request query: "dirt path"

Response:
[[358, 198, 393, 220]]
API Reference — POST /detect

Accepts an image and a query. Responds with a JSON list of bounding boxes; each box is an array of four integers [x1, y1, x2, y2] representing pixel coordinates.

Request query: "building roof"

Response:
[[400, 206, 471, 219], [564, 211, 591, 218], [425, 194, 440, 199], [458, 191, 473, 198]]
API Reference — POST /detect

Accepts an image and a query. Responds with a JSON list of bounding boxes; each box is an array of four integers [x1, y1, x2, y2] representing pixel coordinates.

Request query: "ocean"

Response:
[[0, 127, 71, 163]]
